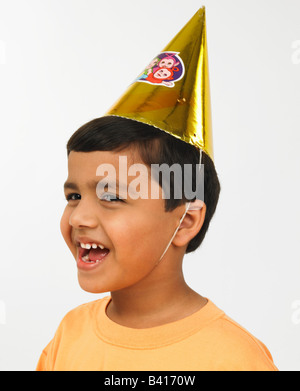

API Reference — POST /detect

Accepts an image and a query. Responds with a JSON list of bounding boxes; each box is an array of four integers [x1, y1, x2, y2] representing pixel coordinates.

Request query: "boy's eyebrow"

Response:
[[63, 179, 127, 191], [64, 181, 80, 191]]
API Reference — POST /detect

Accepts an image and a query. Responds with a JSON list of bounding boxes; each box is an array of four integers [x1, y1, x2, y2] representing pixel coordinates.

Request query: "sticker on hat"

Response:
[[135, 52, 185, 88]]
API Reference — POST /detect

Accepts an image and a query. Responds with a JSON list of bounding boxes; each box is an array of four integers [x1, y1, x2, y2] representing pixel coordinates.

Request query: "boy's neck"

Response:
[[106, 279, 207, 329]]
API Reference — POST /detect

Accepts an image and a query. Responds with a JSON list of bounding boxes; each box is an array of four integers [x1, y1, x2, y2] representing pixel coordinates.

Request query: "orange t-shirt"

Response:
[[36, 296, 278, 371]]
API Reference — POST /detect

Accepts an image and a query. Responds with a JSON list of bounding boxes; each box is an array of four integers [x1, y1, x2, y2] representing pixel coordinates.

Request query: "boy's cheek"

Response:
[[60, 211, 75, 255]]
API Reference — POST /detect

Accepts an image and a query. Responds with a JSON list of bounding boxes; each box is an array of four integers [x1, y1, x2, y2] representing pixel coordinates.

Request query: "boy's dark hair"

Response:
[[66, 116, 221, 254]]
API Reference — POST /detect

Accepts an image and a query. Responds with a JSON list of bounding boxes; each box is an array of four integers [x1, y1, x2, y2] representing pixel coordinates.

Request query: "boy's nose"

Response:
[[69, 201, 98, 228]]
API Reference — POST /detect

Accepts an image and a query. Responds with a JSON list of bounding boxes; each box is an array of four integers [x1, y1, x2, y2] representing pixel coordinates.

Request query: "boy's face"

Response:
[[61, 149, 185, 293]]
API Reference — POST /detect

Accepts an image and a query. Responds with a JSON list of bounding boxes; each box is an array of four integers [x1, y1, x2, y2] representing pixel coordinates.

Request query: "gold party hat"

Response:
[[105, 6, 214, 161]]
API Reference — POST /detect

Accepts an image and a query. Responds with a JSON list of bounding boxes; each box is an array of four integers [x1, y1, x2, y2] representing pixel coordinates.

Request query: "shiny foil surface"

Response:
[[105, 7, 214, 161]]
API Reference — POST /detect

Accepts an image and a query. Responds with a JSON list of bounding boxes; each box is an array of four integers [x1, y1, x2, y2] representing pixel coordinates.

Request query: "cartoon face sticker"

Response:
[[154, 68, 172, 79], [158, 56, 180, 69], [135, 52, 185, 88]]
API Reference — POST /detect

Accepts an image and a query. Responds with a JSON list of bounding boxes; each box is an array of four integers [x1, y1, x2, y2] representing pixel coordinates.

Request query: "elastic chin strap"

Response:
[[156, 149, 203, 265]]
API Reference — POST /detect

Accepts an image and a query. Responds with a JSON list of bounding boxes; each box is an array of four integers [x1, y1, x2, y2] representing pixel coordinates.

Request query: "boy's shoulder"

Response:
[[190, 306, 278, 371], [61, 296, 109, 325], [50, 296, 109, 343]]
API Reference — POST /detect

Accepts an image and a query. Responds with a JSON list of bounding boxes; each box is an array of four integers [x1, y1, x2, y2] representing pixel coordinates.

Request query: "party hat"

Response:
[[105, 6, 214, 161]]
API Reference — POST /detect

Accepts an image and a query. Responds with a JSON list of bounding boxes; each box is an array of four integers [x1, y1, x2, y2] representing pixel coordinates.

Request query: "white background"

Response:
[[0, 0, 299, 371]]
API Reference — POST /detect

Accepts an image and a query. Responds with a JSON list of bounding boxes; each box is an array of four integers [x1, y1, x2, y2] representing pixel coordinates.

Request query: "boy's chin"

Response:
[[77, 276, 108, 294]]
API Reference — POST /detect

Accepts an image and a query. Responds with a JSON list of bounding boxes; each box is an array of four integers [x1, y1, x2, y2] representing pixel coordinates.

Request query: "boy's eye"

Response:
[[65, 193, 125, 203], [65, 193, 81, 202]]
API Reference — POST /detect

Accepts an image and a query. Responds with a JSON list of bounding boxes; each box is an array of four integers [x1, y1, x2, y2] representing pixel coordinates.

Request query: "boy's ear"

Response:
[[173, 202, 206, 247]]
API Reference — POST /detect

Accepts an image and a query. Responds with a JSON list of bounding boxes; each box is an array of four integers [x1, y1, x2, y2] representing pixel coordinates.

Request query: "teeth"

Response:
[[79, 242, 105, 250], [81, 254, 103, 264]]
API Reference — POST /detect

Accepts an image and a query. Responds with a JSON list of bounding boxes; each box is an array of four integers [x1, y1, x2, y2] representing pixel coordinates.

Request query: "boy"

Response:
[[36, 8, 278, 371]]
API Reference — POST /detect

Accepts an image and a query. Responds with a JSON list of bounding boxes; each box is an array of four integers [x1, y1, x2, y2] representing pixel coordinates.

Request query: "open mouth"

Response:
[[78, 246, 110, 264]]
